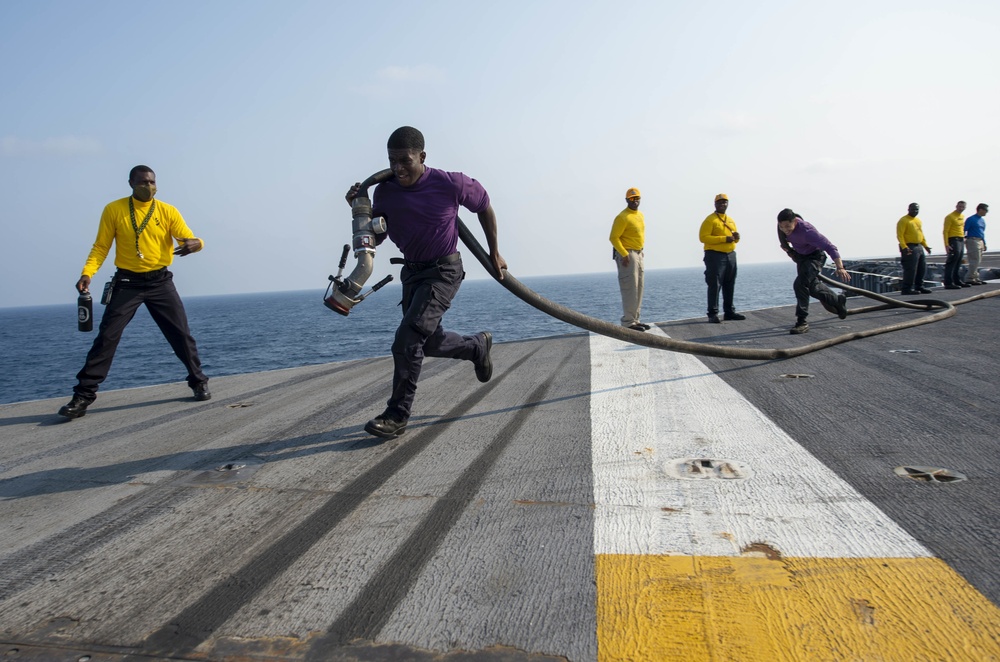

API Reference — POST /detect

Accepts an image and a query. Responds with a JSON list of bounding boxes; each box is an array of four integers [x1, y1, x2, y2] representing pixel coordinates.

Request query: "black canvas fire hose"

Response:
[[328, 167, 995, 360], [457, 218, 999, 360]]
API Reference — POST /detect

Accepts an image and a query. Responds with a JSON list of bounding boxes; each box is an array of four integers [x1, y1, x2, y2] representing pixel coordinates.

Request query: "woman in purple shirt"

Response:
[[776, 208, 850, 334]]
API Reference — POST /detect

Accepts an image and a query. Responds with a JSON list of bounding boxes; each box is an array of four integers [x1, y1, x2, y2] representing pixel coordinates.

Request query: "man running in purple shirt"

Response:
[[346, 126, 507, 438], [777, 208, 850, 335]]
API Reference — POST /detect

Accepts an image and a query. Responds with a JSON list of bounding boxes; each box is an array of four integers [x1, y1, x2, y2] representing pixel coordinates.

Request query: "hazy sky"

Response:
[[2, 0, 997, 308]]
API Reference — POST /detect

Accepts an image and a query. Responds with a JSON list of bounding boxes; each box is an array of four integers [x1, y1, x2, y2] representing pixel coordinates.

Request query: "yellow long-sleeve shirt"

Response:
[[699, 213, 738, 253], [609, 208, 645, 258], [82, 196, 202, 277], [943, 210, 965, 245], [896, 215, 928, 250]]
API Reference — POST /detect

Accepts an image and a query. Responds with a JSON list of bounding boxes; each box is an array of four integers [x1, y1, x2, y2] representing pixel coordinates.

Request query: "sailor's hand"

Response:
[[345, 182, 361, 206], [835, 266, 850, 282], [726, 235, 735, 243], [174, 238, 203, 256], [621, 254, 630, 267], [732, 232, 740, 242], [925, 246, 932, 255], [492, 251, 508, 281], [76, 275, 91, 293]]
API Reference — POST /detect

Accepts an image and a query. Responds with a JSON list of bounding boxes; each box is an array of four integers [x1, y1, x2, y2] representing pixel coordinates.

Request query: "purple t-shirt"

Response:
[[372, 166, 490, 262], [785, 218, 841, 261]]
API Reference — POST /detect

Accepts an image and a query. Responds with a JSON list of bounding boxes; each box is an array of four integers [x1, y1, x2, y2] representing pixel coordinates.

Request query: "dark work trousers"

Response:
[[943, 237, 965, 286], [388, 257, 485, 419], [74, 268, 207, 400], [793, 251, 839, 322], [703, 249, 738, 316], [899, 244, 926, 292]]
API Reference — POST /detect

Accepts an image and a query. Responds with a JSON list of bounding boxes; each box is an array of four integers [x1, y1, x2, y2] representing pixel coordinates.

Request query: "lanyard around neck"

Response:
[[128, 198, 157, 259]]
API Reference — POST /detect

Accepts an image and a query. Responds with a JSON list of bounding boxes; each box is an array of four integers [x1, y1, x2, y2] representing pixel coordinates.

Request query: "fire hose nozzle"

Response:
[[323, 169, 394, 316], [324, 288, 358, 316]]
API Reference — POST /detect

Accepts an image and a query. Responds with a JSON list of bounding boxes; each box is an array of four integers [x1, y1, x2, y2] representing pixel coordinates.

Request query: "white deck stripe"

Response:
[[590, 329, 931, 558]]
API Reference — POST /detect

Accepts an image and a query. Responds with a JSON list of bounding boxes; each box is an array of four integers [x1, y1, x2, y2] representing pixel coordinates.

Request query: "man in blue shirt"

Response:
[[964, 203, 989, 285]]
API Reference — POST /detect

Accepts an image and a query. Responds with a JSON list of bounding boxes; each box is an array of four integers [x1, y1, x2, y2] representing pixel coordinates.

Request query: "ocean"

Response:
[[0, 262, 796, 406]]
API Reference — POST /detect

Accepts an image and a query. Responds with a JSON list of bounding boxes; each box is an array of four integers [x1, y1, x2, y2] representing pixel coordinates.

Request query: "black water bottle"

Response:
[[77, 290, 93, 332]]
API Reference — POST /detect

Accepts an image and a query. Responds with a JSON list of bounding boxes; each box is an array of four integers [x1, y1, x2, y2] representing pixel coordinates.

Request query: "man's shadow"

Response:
[[1, 396, 204, 428], [0, 421, 391, 500]]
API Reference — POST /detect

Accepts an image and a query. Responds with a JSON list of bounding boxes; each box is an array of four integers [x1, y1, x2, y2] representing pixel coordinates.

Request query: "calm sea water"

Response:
[[0, 263, 796, 405]]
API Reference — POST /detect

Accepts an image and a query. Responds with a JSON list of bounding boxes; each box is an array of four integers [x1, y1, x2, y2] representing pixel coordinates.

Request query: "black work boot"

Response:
[[192, 382, 212, 401], [364, 410, 408, 438], [789, 320, 810, 335], [835, 294, 848, 320], [475, 331, 493, 383], [58, 395, 93, 419]]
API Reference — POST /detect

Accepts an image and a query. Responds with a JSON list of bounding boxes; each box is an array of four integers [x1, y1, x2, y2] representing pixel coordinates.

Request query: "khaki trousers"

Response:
[[615, 249, 644, 326], [965, 237, 984, 283]]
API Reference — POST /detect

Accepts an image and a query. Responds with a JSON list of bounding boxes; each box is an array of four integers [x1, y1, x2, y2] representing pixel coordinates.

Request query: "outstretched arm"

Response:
[[174, 238, 203, 256], [832, 258, 850, 282], [477, 204, 507, 280]]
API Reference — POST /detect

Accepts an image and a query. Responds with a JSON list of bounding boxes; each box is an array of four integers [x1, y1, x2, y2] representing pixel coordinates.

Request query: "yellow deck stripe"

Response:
[[590, 330, 1000, 660], [597, 555, 1000, 661]]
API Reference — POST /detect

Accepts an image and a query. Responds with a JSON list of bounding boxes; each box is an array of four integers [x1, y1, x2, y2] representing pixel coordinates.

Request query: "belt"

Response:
[[116, 267, 167, 280], [390, 252, 461, 271]]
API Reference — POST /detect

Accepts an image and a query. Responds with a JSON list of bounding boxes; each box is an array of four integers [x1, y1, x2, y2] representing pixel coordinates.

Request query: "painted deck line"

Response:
[[595, 555, 1000, 662], [589, 329, 1000, 661], [589, 328, 929, 558]]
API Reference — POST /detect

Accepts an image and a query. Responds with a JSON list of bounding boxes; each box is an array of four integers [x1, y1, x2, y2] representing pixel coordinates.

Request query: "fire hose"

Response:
[[327, 169, 999, 360]]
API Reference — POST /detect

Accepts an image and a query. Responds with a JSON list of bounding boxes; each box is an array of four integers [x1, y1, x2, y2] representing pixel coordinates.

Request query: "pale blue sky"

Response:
[[2, 0, 997, 307]]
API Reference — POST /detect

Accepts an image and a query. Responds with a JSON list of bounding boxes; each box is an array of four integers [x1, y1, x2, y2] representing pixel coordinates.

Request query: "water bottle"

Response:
[[78, 290, 93, 332]]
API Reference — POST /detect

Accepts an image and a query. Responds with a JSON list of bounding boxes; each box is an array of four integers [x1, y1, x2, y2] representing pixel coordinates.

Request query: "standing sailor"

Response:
[[58, 165, 210, 418], [896, 202, 932, 295], [964, 203, 989, 285], [609, 187, 649, 331], [699, 193, 745, 323], [942, 201, 967, 289]]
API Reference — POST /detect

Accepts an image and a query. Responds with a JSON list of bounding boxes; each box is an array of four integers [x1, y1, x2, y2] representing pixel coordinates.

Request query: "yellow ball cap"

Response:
[[715, 193, 729, 201], [626, 187, 641, 199]]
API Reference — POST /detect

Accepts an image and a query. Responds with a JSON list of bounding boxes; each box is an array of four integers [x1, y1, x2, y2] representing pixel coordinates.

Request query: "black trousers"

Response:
[[388, 256, 485, 419], [74, 269, 207, 400], [793, 252, 840, 321], [943, 237, 965, 286], [703, 250, 738, 316], [899, 244, 926, 292]]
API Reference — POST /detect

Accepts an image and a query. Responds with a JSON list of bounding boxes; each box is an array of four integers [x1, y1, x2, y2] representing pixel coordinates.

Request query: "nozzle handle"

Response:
[[338, 244, 350, 270], [371, 274, 394, 292], [358, 274, 394, 301]]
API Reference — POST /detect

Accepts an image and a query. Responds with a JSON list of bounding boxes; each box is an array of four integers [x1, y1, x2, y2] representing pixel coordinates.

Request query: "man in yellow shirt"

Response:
[[942, 200, 967, 289], [609, 187, 649, 331], [58, 165, 210, 418], [699, 193, 745, 323], [896, 202, 932, 295]]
